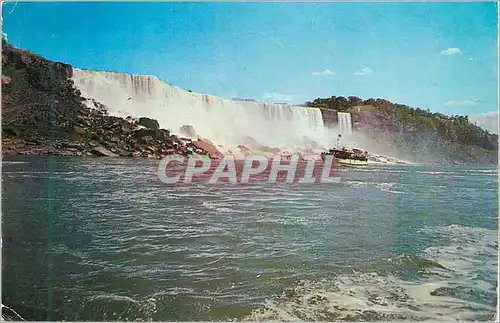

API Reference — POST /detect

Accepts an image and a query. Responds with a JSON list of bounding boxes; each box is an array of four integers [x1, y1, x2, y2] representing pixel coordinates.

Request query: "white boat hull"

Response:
[[336, 158, 368, 166]]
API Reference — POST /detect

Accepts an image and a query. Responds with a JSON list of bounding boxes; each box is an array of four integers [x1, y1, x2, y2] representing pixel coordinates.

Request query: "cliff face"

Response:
[[319, 108, 337, 127], [2, 40, 82, 141], [309, 98, 498, 164]]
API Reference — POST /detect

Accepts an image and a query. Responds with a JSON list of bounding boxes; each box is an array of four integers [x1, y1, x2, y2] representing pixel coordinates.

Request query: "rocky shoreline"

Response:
[[2, 114, 221, 159]]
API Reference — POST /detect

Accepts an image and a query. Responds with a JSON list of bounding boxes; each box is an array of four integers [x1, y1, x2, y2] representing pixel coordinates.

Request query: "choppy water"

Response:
[[2, 157, 498, 321]]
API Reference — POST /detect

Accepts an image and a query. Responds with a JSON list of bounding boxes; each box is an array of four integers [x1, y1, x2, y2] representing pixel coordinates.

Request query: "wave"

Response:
[[465, 169, 498, 174], [376, 182, 405, 194], [343, 180, 405, 194], [2, 161, 29, 165], [243, 224, 498, 321], [1, 303, 25, 321]]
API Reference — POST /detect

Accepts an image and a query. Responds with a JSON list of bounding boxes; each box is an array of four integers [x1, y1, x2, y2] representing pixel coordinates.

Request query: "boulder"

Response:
[[179, 125, 197, 139], [237, 144, 253, 155], [258, 146, 281, 153], [121, 123, 135, 133], [136, 117, 160, 130], [133, 128, 156, 138], [155, 129, 170, 140], [92, 146, 119, 157], [239, 136, 259, 148], [1, 75, 11, 84], [193, 138, 222, 157]]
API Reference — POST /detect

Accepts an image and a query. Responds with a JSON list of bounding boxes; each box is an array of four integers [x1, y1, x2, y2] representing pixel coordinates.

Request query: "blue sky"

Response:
[[2, 2, 498, 124]]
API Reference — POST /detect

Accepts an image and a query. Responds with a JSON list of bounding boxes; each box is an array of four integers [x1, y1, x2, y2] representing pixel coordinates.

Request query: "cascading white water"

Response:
[[337, 112, 352, 136], [71, 69, 331, 151]]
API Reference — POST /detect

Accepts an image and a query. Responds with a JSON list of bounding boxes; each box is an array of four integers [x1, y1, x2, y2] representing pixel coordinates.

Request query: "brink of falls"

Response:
[[71, 69, 333, 151]]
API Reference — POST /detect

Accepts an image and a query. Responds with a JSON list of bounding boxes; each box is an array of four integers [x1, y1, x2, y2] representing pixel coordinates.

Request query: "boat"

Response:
[[320, 133, 369, 166], [321, 147, 368, 166]]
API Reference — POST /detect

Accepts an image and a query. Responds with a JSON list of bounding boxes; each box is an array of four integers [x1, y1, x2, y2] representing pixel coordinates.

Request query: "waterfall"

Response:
[[337, 112, 352, 136], [71, 69, 331, 151]]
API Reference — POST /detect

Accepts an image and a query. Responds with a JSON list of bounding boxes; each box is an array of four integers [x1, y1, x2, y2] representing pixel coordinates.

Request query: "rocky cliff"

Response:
[[309, 97, 498, 164], [318, 108, 338, 127]]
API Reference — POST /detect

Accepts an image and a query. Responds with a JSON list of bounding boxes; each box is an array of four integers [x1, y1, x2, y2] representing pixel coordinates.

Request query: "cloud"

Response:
[[263, 92, 299, 104], [469, 111, 498, 134], [354, 67, 373, 76], [312, 69, 336, 76], [444, 99, 481, 106], [441, 48, 462, 55]]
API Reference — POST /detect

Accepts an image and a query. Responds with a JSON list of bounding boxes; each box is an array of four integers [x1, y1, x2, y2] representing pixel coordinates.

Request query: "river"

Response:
[[2, 156, 497, 321]]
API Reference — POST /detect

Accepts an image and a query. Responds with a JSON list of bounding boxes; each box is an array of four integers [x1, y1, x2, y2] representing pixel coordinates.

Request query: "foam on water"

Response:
[[71, 69, 332, 152], [1, 303, 25, 321], [244, 224, 498, 321], [2, 161, 29, 165]]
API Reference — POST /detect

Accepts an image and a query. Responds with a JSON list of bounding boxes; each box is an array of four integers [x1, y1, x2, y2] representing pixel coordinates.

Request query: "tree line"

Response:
[[306, 95, 497, 162]]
